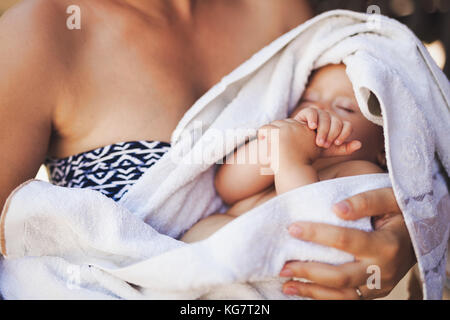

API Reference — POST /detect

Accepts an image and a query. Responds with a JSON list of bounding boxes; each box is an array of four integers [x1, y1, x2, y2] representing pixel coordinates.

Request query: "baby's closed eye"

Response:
[[332, 96, 358, 114]]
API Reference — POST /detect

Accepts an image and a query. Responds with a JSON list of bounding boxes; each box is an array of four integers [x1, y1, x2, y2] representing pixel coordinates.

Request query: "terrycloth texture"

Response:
[[0, 175, 388, 299], [0, 10, 449, 299]]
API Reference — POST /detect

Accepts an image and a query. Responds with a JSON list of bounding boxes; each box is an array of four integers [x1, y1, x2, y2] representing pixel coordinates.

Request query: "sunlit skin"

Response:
[[0, 0, 414, 299]]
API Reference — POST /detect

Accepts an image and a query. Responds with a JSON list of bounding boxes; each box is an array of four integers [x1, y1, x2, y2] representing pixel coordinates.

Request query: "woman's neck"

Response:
[[121, 0, 196, 23]]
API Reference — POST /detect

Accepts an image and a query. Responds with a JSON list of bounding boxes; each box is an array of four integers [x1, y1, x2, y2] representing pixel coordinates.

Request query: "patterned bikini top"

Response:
[[45, 141, 171, 202]]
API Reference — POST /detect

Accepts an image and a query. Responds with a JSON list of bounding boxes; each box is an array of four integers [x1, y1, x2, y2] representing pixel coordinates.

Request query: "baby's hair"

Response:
[[306, 66, 321, 83]]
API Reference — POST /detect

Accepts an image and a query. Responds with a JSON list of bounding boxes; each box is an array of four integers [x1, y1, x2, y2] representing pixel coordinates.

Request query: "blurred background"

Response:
[[0, 0, 449, 300]]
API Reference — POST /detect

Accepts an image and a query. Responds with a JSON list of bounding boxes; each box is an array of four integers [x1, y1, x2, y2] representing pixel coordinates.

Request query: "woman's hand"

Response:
[[279, 187, 417, 299]]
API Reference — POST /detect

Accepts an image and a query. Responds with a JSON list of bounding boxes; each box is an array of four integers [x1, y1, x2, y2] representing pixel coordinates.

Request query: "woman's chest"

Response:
[[50, 3, 299, 158]]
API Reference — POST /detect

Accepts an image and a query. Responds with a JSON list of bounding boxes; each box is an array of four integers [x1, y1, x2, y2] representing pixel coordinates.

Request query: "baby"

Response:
[[181, 64, 386, 243]]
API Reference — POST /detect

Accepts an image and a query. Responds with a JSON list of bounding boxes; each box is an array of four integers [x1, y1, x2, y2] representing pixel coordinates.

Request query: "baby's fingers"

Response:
[[321, 140, 362, 157], [334, 121, 353, 146], [293, 108, 318, 129], [325, 117, 343, 148], [316, 110, 331, 147]]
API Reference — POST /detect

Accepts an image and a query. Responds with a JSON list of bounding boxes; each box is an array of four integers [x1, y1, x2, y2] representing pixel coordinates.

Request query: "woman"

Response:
[[0, 0, 415, 299]]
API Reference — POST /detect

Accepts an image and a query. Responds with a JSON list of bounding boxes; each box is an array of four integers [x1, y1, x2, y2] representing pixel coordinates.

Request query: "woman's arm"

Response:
[[0, 2, 62, 213]]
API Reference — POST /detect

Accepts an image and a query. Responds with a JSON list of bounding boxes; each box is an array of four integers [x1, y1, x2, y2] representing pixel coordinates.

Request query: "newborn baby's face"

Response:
[[291, 64, 384, 164]]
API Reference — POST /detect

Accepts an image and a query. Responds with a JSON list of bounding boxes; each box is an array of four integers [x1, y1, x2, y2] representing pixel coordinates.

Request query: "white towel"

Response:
[[0, 174, 388, 300], [0, 9, 449, 300]]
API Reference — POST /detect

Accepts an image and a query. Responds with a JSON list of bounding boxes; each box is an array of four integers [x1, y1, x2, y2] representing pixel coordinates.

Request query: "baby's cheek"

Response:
[[354, 125, 384, 158], [363, 124, 384, 145]]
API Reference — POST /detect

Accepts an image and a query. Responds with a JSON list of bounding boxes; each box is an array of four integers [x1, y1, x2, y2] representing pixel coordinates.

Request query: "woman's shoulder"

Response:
[[0, 0, 80, 65], [0, 0, 83, 126], [1, 0, 68, 33], [0, 0, 84, 107]]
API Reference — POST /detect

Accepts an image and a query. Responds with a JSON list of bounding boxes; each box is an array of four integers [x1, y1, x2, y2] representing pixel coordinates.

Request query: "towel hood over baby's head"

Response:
[[287, 15, 442, 129]]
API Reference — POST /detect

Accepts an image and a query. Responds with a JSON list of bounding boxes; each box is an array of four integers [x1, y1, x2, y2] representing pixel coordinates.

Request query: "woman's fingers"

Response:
[[287, 222, 375, 256], [280, 261, 393, 298], [282, 280, 363, 300], [332, 188, 401, 220], [352, 284, 391, 300], [279, 261, 368, 289], [282, 280, 387, 300]]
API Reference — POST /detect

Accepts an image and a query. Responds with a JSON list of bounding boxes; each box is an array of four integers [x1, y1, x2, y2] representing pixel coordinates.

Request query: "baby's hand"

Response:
[[257, 108, 362, 166], [292, 107, 362, 158], [293, 107, 355, 149], [257, 119, 320, 165]]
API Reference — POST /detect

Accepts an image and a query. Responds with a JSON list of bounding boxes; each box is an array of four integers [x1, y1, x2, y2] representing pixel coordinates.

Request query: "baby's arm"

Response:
[[184, 132, 277, 243], [215, 106, 360, 204], [272, 119, 321, 194], [265, 116, 362, 195], [182, 108, 362, 243], [215, 137, 275, 206]]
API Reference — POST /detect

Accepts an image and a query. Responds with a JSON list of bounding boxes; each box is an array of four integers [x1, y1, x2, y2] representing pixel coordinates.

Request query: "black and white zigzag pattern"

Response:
[[45, 141, 171, 202]]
